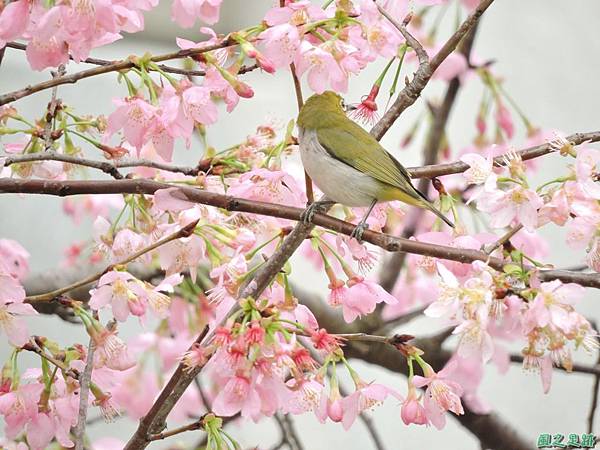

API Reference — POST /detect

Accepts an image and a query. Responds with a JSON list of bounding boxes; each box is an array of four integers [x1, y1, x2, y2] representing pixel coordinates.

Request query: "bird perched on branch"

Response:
[[297, 90, 454, 240]]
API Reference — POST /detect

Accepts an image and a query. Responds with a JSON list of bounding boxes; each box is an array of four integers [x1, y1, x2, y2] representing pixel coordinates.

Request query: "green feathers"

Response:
[[298, 91, 455, 228]]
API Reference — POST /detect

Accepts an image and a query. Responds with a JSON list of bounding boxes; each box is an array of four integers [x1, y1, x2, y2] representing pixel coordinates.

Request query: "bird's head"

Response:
[[298, 91, 353, 129]]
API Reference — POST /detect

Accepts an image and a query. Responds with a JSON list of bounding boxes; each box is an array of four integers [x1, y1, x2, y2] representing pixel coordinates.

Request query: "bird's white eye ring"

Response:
[[340, 98, 346, 110]]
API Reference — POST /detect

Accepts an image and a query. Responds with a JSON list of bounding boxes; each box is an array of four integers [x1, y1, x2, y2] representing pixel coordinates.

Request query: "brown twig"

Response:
[[42, 65, 65, 151], [124, 327, 210, 449], [370, 0, 495, 140], [272, 414, 304, 450], [376, 5, 429, 65], [587, 321, 600, 433], [24, 219, 199, 302], [378, 25, 476, 291], [485, 223, 523, 255], [146, 418, 203, 441], [277, 0, 313, 206], [74, 337, 95, 450], [3, 152, 125, 179], [0, 37, 237, 106], [3, 177, 600, 289], [4, 42, 258, 78]]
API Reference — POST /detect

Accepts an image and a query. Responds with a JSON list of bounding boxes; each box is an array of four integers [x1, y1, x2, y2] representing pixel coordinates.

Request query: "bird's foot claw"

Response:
[[300, 202, 322, 224], [350, 222, 368, 242]]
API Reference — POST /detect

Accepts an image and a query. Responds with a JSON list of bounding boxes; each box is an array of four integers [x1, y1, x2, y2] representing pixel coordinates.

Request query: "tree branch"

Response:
[[0, 37, 237, 106], [370, 0, 495, 140], [25, 219, 198, 302], [4, 42, 258, 78], [4, 177, 600, 290], [73, 337, 95, 450], [379, 23, 480, 293], [5, 130, 596, 184]]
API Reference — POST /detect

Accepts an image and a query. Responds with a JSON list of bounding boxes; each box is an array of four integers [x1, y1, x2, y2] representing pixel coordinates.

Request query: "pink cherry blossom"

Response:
[[424, 263, 462, 319], [259, 24, 301, 68], [0, 0, 30, 47], [264, 1, 326, 26], [522, 280, 584, 334], [341, 277, 397, 323], [294, 41, 351, 94], [576, 148, 600, 199], [0, 276, 37, 346], [412, 361, 464, 429], [495, 102, 514, 139], [401, 387, 429, 426], [158, 235, 205, 282], [0, 383, 44, 439], [91, 326, 137, 371], [453, 317, 494, 363], [106, 97, 158, 150], [212, 374, 261, 420], [0, 239, 29, 280], [460, 153, 497, 187], [181, 85, 219, 125], [89, 271, 147, 321], [171, 0, 222, 27], [477, 186, 543, 231], [341, 382, 395, 429]]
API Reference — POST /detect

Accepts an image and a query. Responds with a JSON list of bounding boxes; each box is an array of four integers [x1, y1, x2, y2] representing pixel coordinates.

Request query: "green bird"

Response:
[[297, 90, 454, 240]]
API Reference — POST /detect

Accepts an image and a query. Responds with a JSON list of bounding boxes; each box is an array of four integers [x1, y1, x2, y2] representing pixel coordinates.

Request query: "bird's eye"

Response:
[[340, 99, 346, 110]]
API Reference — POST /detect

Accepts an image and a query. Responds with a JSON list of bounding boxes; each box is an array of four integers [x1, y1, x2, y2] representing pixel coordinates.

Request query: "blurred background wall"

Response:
[[1, 1, 600, 448]]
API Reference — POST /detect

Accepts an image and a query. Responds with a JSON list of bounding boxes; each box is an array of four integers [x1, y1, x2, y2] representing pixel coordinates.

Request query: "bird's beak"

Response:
[[344, 104, 358, 113]]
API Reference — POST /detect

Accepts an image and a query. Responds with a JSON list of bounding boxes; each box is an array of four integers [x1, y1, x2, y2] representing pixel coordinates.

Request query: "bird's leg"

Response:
[[350, 198, 378, 242], [300, 199, 336, 224]]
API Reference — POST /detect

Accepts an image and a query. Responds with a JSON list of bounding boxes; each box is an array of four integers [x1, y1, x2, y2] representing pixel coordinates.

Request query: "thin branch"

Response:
[[23, 339, 80, 378], [3, 152, 125, 179], [371, 0, 495, 140], [272, 414, 303, 450], [375, 21, 477, 294], [409, 130, 600, 179], [24, 219, 199, 302], [376, 5, 429, 65], [74, 337, 95, 450], [485, 223, 524, 255], [42, 65, 66, 151], [4, 130, 597, 184], [276, 0, 313, 207], [146, 419, 203, 442], [0, 37, 237, 106], [4, 42, 258, 78], [4, 177, 600, 289]]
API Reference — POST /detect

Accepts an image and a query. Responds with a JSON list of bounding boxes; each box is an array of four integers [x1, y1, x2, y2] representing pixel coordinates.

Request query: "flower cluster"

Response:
[[2, 0, 600, 448], [0, 239, 37, 347]]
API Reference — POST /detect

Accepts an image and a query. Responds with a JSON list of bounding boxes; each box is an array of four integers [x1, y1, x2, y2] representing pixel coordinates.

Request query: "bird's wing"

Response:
[[316, 123, 417, 192]]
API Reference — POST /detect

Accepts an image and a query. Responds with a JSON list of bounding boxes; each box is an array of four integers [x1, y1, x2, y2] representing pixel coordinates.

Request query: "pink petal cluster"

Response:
[[0, 239, 36, 346], [1, 0, 159, 70]]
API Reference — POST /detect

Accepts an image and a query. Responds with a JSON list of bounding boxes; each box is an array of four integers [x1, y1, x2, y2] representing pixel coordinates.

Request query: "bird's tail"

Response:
[[421, 199, 455, 228], [412, 187, 455, 228]]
